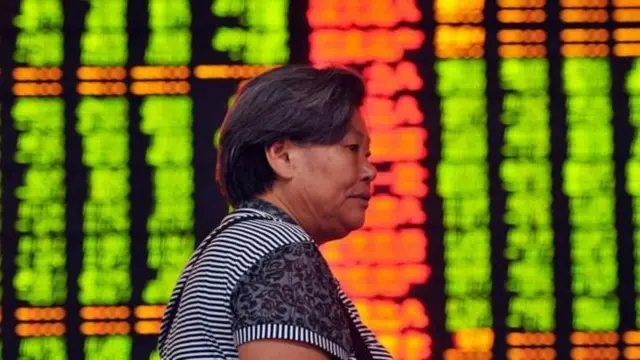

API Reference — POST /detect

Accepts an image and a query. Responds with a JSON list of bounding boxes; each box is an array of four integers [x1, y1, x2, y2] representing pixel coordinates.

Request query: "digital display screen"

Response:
[[2, 0, 640, 359]]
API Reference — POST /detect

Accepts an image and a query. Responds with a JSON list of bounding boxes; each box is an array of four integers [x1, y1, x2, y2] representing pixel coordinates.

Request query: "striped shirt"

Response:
[[158, 199, 392, 359]]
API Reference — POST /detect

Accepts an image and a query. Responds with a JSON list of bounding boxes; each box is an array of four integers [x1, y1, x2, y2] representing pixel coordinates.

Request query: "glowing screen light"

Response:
[[629, 59, 640, 341], [560, 1, 620, 357], [127, 4, 197, 358], [436, 59, 493, 359], [10, 2, 67, 358], [308, 1, 430, 359], [77, 97, 132, 306], [13, 0, 64, 66], [140, 96, 195, 305], [212, 0, 290, 64], [76, 1, 133, 357], [497, 1, 557, 358], [81, 0, 128, 66], [434, 2, 493, 358], [13, 97, 68, 359], [145, 0, 192, 65]]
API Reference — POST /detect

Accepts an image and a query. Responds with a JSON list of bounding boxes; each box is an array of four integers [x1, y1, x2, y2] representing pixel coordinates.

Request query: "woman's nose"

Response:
[[362, 161, 377, 182]]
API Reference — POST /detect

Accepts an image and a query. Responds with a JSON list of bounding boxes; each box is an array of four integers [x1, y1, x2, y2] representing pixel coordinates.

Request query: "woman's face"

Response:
[[290, 111, 377, 240]]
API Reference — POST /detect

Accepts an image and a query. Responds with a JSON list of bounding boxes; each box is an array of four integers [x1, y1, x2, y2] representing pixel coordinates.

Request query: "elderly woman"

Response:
[[158, 65, 392, 360]]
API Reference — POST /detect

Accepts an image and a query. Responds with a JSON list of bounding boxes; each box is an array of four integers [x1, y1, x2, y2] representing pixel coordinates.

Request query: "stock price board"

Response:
[[1, 0, 640, 359]]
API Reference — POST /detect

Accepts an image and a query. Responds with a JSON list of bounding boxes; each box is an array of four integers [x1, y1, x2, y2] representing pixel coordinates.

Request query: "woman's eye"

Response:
[[346, 144, 360, 152]]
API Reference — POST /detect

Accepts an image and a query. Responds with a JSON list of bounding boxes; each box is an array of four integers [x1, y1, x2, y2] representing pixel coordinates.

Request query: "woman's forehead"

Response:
[[348, 112, 371, 141]]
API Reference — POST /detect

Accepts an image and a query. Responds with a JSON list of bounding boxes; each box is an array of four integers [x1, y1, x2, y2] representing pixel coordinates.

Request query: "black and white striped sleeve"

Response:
[[230, 242, 353, 360]]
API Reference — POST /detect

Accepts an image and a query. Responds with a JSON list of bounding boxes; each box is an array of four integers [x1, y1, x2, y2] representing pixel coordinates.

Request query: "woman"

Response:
[[158, 65, 392, 360]]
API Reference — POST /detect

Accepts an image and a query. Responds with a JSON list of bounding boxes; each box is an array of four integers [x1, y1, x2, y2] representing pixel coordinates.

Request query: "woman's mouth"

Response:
[[350, 194, 370, 207]]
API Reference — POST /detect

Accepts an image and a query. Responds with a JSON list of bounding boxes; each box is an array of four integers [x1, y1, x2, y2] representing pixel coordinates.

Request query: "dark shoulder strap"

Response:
[[159, 213, 266, 347], [349, 314, 375, 360]]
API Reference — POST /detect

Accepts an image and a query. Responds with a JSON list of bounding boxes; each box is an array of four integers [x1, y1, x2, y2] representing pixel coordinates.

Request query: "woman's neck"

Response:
[[256, 192, 333, 245]]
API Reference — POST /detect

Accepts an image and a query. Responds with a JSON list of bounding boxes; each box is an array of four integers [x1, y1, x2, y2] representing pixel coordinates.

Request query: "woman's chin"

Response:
[[344, 213, 366, 232]]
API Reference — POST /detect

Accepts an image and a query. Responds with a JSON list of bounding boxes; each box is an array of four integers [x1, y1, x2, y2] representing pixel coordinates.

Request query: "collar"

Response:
[[237, 198, 297, 225]]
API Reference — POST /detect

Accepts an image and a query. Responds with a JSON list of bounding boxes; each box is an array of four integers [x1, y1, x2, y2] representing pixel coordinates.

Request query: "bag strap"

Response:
[[348, 310, 375, 360], [159, 214, 266, 345]]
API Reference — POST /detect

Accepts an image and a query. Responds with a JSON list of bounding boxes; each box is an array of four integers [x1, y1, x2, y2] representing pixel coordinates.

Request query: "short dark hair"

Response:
[[215, 65, 366, 207]]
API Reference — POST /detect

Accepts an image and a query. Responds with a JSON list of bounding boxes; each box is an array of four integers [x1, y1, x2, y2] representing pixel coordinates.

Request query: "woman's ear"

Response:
[[265, 140, 295, 179]]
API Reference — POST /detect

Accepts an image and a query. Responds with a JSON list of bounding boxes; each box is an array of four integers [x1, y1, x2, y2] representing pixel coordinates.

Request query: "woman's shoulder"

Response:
[[196, 207, 316, 282], [229, 239, 352, 360]]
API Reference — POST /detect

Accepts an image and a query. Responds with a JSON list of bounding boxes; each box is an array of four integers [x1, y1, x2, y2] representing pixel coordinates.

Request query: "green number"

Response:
[[500, 59, 549, 92], [14, 0, 63, 31], [81, 32, 128, 65], [148, 0, 191, 28], [563, 58, 611, 95], [145, 31, 192, 65], [573, 297, 619, 330], [19, 337, 67, 360], [436, 60, 486, 95], [14, 31, 64, 66], [85, 336, 132, 360]]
